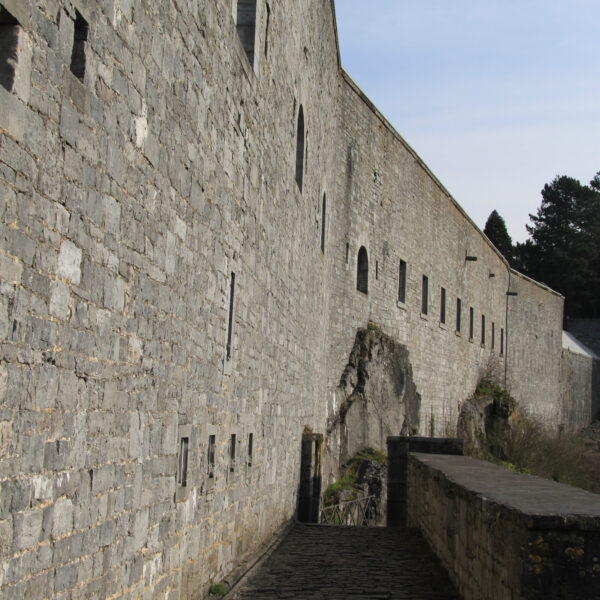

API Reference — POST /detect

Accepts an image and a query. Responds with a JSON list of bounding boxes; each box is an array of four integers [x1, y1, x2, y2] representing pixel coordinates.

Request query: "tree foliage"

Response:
[[484, 210, 513, 263], [515, 172, 600, 318]]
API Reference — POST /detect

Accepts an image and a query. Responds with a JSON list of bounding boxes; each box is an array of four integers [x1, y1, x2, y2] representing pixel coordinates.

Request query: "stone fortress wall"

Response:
[[0, 0, 589, 598]]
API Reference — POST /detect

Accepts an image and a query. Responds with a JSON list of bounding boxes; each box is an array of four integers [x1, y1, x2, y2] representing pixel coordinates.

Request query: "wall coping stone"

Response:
[[411, 453, 600, 530]]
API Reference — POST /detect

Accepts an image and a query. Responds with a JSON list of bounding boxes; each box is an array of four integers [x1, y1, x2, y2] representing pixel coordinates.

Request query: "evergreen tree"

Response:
[[484, 210, 513, 263], [517, 173, 600, 318]]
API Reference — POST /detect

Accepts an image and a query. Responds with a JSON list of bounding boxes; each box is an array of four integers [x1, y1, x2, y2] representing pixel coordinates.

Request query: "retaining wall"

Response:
[[407, 453, 600, 600]]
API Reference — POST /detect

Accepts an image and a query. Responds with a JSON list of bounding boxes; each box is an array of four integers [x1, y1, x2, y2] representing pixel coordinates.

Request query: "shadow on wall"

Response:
[[593, 359, 600, 421], [323, 325, 421, 487]]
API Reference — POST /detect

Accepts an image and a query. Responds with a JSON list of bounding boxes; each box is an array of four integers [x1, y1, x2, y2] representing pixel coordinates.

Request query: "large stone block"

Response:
[[57, 240, 82, 285]]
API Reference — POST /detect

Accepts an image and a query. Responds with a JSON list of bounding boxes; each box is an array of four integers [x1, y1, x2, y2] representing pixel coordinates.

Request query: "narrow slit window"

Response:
[[357, 246, 368, 294], [236, 0, 257, 65], [375, 260, 379, 280], [0, 7, 20, 93], [421, 275, 428, 315], [178, 437, 189, 487], [320, 194, 326, 254], [295, 105, 304, 192], [456, 298, 462, 332], [500, 328, 504, 355], [247, 433, 253, 467], [226, 272, 235, 361], [469, 307, 474, 340], [264, 3, 270, 57], [492, 322, 495, 349], [398, 260, 406, 303], [207, 435, 215, 478], [70, 10, 89, 81], [229, 434, 236, 472], [345, 243, 349, 265], [440, 287, 446, 324], [481, 315, 486, 345]]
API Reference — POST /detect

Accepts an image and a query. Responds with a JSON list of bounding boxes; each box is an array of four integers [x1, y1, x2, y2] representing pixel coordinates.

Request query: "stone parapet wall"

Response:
[[407, 453, 600, 599]]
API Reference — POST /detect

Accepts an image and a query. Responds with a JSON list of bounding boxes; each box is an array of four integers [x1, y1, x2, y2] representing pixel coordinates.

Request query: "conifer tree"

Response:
[[484, 210, 513, 263], [517, 173, 600, 318]]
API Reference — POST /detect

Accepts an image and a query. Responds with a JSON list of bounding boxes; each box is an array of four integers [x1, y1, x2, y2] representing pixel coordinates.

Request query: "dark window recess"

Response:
[[207, 435, 215, 478], [229, 434, 236, 472], [421, 275, 428, 315], [226, 272, 235, 361], [345, 242, 349, 264], [456, 298, 462, 332], [469, 307, 474, 339], [375, 260, 379, 280], [440, 287, 446, 324], [264, 3, 271, 57], [295, 105, 305, 191], [247, 433, 253, 467], [321, 194, 326, 254], [236, 0, 256, 64], [398, 260, 407, 303], [0, 7, 20, 93], [481, 315, 486, 345], [70, 10, 89, 81], [357, 246, 368, 294], [500, 328, 505, 355], [178, 437, 189, 487], [492, 322, 495, 349]]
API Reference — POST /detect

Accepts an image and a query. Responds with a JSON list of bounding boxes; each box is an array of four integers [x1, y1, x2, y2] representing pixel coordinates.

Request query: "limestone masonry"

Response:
[[0, 0, 596, 598]]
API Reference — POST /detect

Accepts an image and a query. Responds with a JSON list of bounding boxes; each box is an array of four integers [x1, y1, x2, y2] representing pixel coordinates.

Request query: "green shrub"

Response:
[[322, 447, 387, 506], [209, 583, 227, 597]]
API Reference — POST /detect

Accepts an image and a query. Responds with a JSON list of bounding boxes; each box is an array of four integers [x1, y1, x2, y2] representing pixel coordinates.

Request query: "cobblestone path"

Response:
[[230, 524, 460, 599]]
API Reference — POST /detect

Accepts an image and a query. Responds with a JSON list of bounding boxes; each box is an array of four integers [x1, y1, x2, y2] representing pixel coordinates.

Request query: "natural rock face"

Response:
[[324, 327, 420, 485], [322, 449, 387, 526], [457, 383, 517, 459]]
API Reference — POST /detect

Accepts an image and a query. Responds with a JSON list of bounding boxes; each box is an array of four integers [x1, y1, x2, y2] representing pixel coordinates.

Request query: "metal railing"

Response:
[[319, 495, 379, 526]]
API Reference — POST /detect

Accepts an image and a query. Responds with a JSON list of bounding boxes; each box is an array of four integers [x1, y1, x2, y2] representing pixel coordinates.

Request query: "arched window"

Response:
[[295, 105, 304, 192], [320, 194, 326, 254], [236, 0, 257, 64], [357, 246, 368, 294]]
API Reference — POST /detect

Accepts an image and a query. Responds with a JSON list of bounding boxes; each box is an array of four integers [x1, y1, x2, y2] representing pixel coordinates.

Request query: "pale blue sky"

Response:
[[335, 1, 600, 242]]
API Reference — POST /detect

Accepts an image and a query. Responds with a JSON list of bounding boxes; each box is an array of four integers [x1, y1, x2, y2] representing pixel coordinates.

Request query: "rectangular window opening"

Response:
[[492, 322, 495, 349], [481, 315, 486, 345], [207, 435, 215, 478], [264, 3, 270, 57], [229, 434, 236, 472], [421, 275, 428, 315], [456, 298, 462, 332], [0, 7, 21, 93], [345, 243, 349, 265], [398, 260, 406, 303], [178, 437, 189, 487], [440, 287, 446, 324], [500, 328, 505, 355], [70, 10, 89, 81], [375, 260, 379, 280], [469, 307, 474, 340], [226, 272, 235, 361], [247, 433, 253, 467], [236, 0, 257, 65]]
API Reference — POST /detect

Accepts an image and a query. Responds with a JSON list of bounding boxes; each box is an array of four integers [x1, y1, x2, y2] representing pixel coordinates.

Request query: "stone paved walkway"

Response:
[[229, 524, 460, 599]]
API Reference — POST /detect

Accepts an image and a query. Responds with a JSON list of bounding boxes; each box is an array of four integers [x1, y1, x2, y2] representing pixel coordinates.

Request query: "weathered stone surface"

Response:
[[324, 327, 420, 486]]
